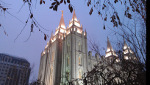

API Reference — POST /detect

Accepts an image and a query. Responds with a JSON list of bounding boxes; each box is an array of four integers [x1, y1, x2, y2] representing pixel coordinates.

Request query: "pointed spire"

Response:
[[72, 10, 77, 20], [107, 37, 113, 51], [50, 31, 53, 40], [51, 31, 53, 37], [59, 10, 66, 28], [123, 38, 133, 54], [124, 38, 128, 48], [106, 37, 118, 58]]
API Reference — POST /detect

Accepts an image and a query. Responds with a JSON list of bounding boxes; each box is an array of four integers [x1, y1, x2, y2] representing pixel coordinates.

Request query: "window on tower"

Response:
[[79, 56, 82, 65], [79, 70, 82, 79], [67, 57, 69, 67], [78, 43, 82, 51], [67, 44, 70, 53]]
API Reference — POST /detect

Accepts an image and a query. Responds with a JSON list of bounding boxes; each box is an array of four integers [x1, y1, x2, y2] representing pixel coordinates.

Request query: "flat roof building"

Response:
[[0, 53, 31, 85]]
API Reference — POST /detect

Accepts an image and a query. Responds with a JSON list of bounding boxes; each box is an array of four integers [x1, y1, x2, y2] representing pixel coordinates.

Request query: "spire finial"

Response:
[[58, 10, 66, 28], [107, 36, 113, 50], [61, 10, 63, 16], [107, 36, 109, 42]]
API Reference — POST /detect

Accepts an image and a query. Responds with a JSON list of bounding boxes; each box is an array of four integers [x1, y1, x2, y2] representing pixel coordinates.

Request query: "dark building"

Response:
[[0, 53, 31, 85]]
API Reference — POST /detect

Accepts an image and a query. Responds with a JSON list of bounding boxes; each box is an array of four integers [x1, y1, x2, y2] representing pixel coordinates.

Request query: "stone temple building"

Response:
[[38, 10, 88, 85], [38, 10, 137, 85]]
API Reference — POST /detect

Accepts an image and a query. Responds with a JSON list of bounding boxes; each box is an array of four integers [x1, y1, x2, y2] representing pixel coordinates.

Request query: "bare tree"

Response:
[[72, 35, 146, 85], [1, 0, 146, 41], [107, 13, 146, 64], [75, 55, 145, 85]]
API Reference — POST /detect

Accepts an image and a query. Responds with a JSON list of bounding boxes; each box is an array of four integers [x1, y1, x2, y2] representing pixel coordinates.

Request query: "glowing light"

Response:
[[112, 52, 117, 57], [45, 45, 48, 48], [74, 22, 80, 27], [105, 52, 112, 57], [77, 28, 82, 34], [123, 46, 127, 49], [107, 48, 110, 52], [130, 50, 133, 53], [72, 18, 77, 21], [69, 23, 73, 27], [51, 37, 56, 43], [124, 49, 128, 54], [55, 30, 58, 35], [61, 25, 66, 29], [43, 51, 45, 54], [60, 28, 65, 33], [66, 30, 70, 35], [116, 59, 120, 62], [124, 56, 129, 60]]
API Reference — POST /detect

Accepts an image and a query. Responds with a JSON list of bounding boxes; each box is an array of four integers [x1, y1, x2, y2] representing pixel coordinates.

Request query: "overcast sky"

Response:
[[0, 0, 121, 82]]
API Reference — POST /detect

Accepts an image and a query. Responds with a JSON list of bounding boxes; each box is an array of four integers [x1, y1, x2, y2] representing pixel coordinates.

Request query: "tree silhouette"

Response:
[[0, 0, 146, 42]]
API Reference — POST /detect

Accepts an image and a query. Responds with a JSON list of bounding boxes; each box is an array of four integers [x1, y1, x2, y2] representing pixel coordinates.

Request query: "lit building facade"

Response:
[[0, 53, 31, 85], [38, 10, 137, 85], [38, 10, 88, 85]]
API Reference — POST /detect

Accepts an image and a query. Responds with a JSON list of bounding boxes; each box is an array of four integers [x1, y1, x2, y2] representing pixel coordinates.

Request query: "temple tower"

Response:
[[38, 10, 88, 85], [61, 10, 88, 85]]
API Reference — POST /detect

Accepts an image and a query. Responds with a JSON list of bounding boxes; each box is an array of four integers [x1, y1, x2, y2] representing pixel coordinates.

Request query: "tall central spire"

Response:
[[72, 10, 77, 20], [59, 10, 66, 28]]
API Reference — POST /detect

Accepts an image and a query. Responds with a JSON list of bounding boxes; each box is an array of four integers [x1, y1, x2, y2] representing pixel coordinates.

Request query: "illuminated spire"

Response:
[[72, 10, 77, 20], [50, 31, 53, 39], [123, 39, 133, 54], [107, 37, 113, 51], [123, 39, 136, 60], [124, 38, 128, 48], [58, 10, 66, 28], [105, 37, 118, 58]]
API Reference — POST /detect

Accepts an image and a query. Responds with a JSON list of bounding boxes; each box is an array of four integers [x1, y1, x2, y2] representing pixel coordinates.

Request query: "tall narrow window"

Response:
[[67, 45, 68, 53], [67, 57, 69, 67], [79, 70, 82, 79], [79, 56, 81, 65], [68, 45, 70, 52], [67, 44, 70, 53], [78, 43, 82, 51], [79, 43, 81, 51]]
